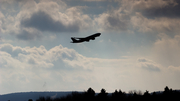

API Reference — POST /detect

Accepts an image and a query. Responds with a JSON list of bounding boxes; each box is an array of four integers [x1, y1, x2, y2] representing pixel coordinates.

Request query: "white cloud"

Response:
[[1, 43, 180, 94], [0, 44, 53, 69], [1, 43, 130, 71], [0, 0, 92, 40], [0, 43, 137, 93]]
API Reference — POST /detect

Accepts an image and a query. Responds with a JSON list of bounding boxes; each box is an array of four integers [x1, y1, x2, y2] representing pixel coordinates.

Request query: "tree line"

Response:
[[34, 86, 180, 101]]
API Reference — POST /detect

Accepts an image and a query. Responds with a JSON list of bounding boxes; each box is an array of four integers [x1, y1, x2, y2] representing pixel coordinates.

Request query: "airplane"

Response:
[[71, 33, 101, 43]]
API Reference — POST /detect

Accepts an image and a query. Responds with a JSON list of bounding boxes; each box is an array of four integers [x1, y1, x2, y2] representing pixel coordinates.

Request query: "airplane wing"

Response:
[[74, 33, 100, 40], [85, 35, 96, 40], [74, 36, 95, 41], [85, 33, 100, 40], [73, 37, 86, 40]]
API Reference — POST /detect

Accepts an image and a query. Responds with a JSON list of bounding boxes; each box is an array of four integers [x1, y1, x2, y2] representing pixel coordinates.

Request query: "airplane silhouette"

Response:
[[71, 33, 101, 43]]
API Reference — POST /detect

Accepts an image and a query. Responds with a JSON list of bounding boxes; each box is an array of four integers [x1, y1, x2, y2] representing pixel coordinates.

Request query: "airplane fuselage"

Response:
[[71, 33, 101, 43]]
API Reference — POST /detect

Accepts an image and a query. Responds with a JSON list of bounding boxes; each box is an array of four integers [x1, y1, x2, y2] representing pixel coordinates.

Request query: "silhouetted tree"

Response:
[[97, 88, 108, 101], [112, 89, 126, 101], [36, 97, 45, 101], [112, 90, 118, 97], [85, 88, 95, 97], [131, 91, 141, 101], [143, 90, 151, 101], [28, 99, 33, 101], [35, 86, 180, 101], [112, 90, 119, 101], [144, 90, 150, 96], [163, 86, 174, 100], [84, 88, 95, 101], [87, 88, 95, 96], [99, 88, 108, 96], [164, 86, 170, 92], [45, 97, 52, 101], [71, 91, 84, 101], [119, 89, 123, 94]]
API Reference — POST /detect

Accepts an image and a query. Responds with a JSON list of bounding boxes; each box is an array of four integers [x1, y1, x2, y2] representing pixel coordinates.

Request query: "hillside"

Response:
[[0, 92, 72, 101]]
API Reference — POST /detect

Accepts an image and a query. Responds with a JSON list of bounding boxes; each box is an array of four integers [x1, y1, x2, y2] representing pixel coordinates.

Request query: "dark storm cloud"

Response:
[[16, 29, 42, 40], [139, 0, 180, 18], [96, 10, 130, 31], [21, 11, 80, 33], [107, 15, 128, 31]]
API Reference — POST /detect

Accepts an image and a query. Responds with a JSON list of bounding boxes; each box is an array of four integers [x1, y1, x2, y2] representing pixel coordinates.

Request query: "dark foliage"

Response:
[[29, 99, 33, 101], [36, 86, 180, 101]]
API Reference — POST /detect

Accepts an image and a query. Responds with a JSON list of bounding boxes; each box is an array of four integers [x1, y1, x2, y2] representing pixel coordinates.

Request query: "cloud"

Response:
[[131, 0, 180, 18], [125, 0, 180, 34], [0, 43, 136, 94], [152, 33, 180, 67], [19, 1, 92, 34], [137, 58, 161, 72], [0, 0, 92, 40], [119, 0, 178, 12], [0, 44, 54, 68], [0, 44, 25, 57], [21, 10, 80, 33], [168, 66, 180, 72], [16, 28, 42, 40], [0, 43, 99, 70], [137, 58, 148, 62], [131, 12, 180, 33], [94, 8, 130, 32], [94, 0, 180, 33], [123, 0, 180, 34], [2, 0, 180, 40], [63, 55, 130, 70], [0, 11, 5, 33], [1, 0, 180, 94], [84, 0, 107, 1], [1, 43, 180, 94]]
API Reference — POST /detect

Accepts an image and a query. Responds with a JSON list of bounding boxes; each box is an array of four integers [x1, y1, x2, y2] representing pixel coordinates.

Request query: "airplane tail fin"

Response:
[[71, 37, 76, 43]]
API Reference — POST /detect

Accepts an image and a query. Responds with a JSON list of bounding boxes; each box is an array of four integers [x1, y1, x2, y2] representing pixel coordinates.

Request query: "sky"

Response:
[[0, 0, 180, 94]]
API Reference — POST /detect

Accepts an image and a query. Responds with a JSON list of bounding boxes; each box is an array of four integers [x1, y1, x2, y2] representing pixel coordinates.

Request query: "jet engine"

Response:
[[85, 39, 90, 42]]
